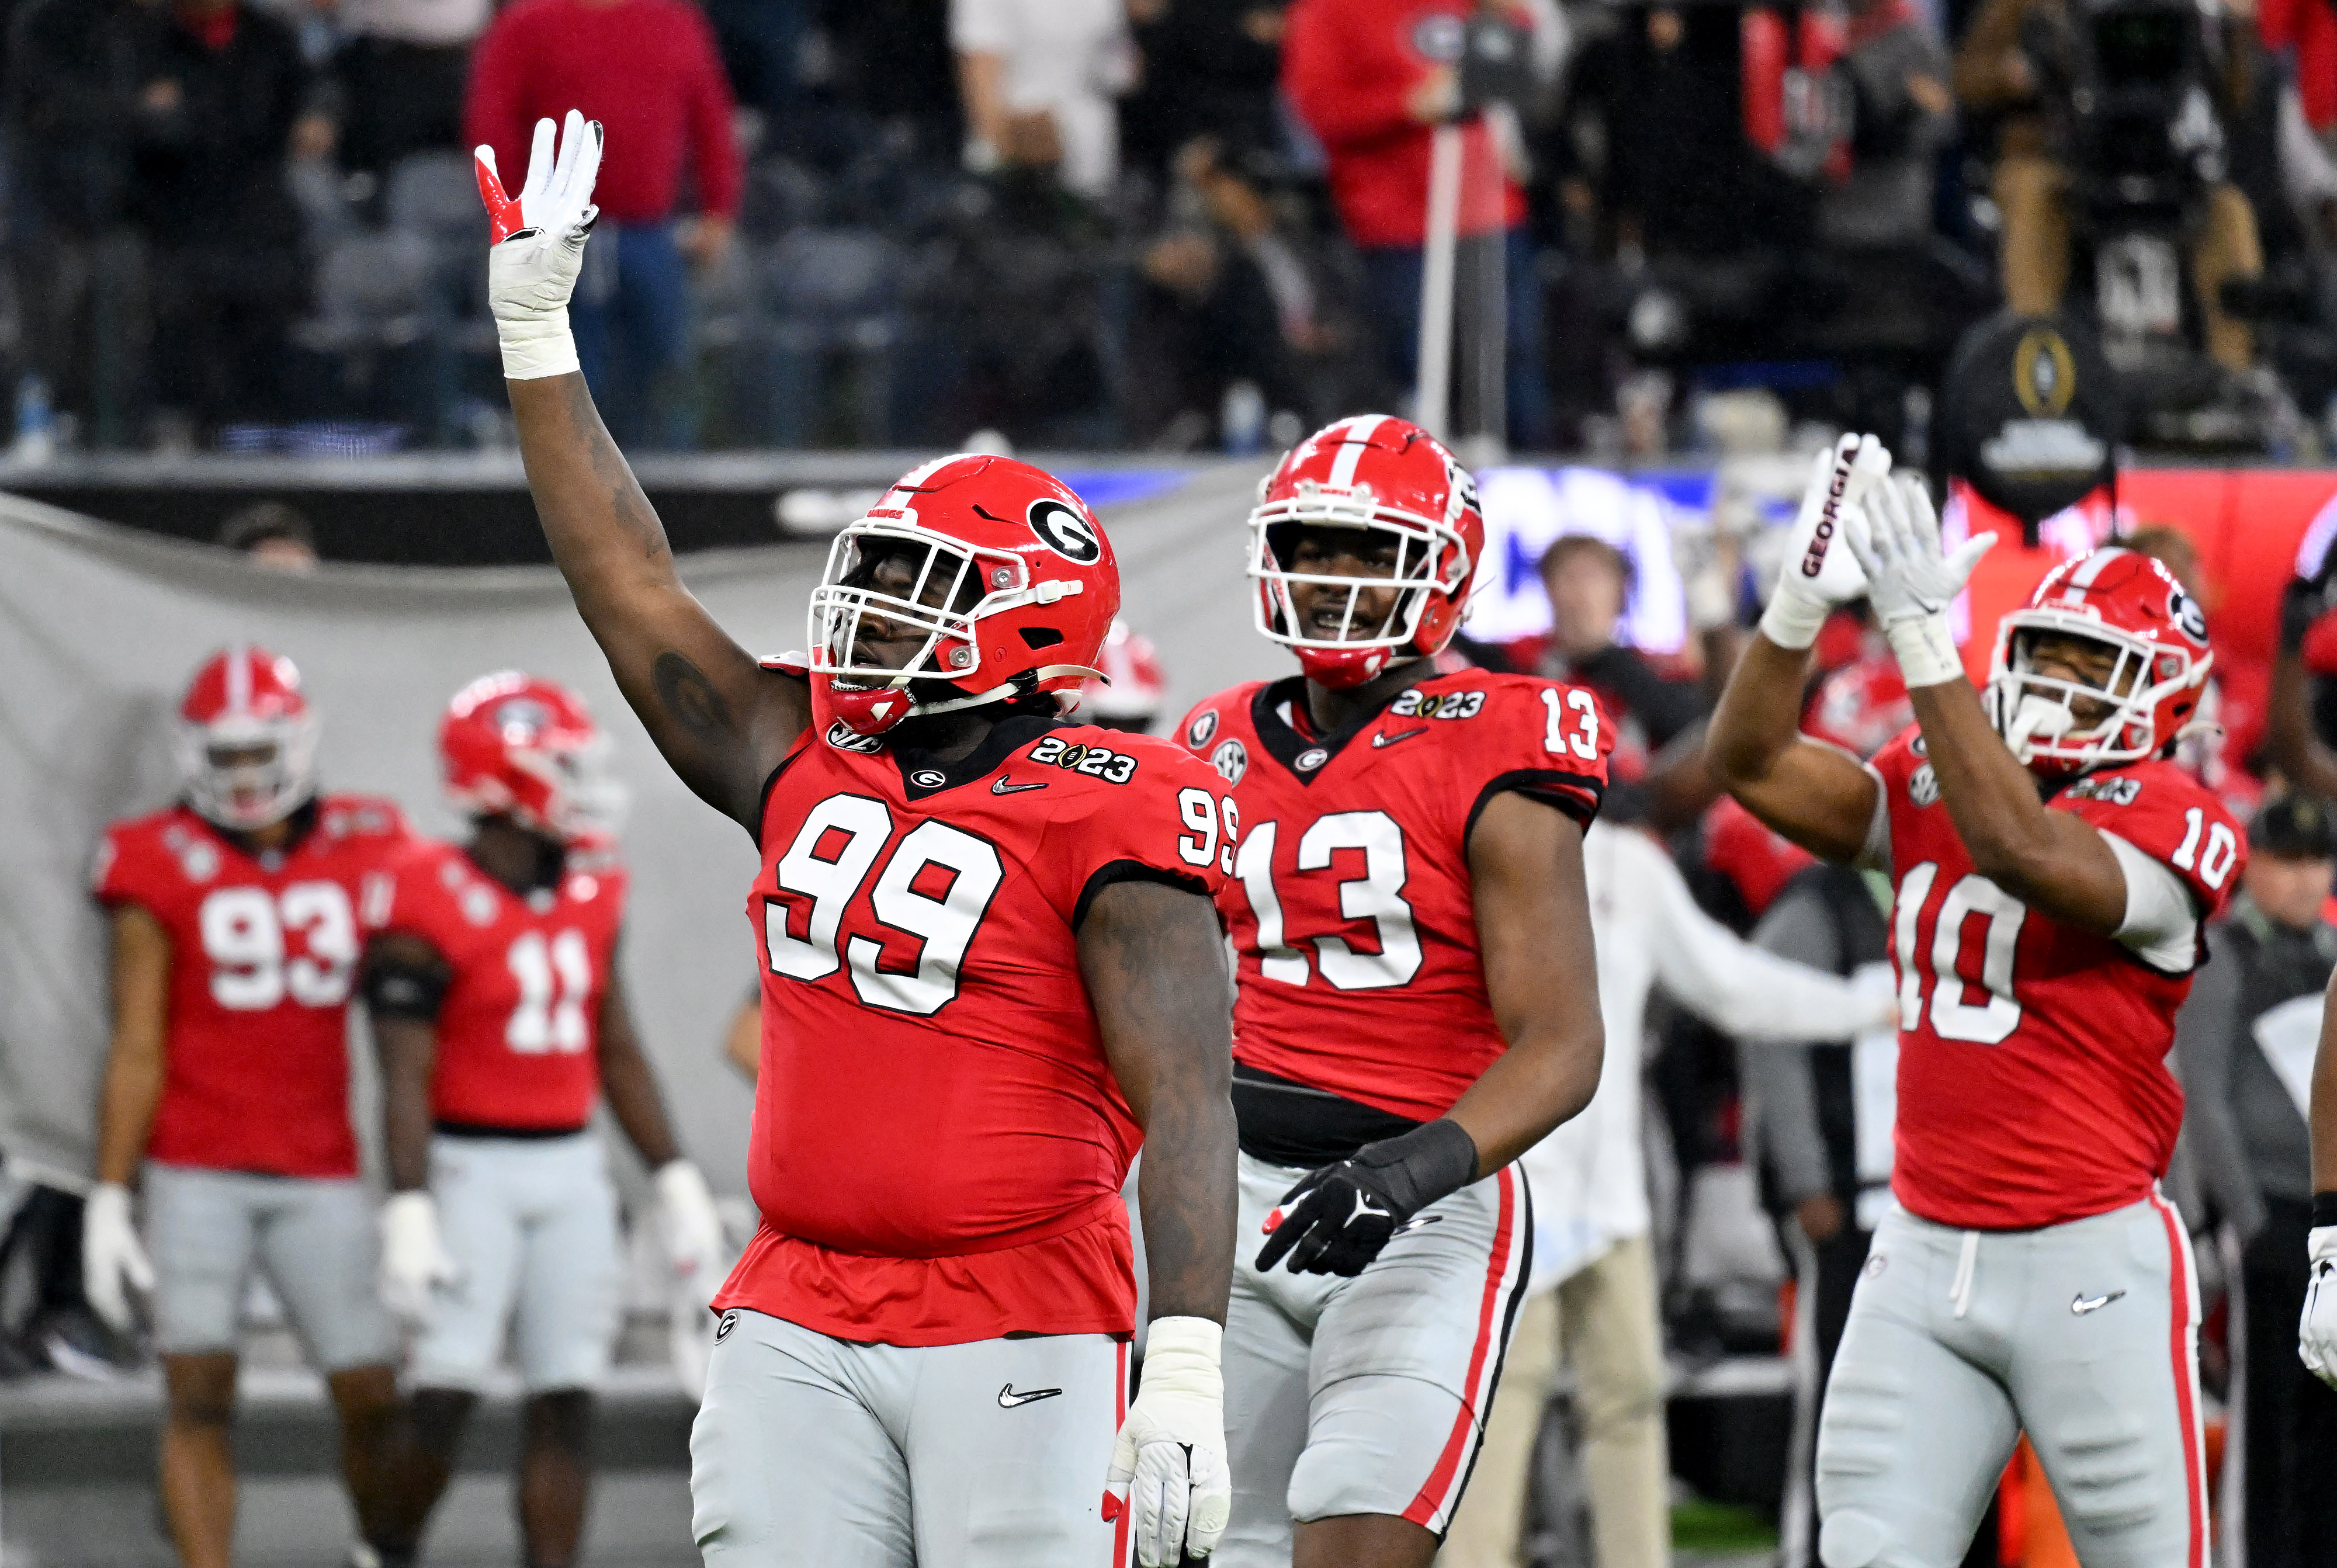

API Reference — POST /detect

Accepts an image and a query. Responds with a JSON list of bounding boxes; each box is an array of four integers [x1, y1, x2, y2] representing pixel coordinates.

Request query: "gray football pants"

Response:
[[689, 1308, 1131, 1568], [1817, 1193, 2206, 1568]]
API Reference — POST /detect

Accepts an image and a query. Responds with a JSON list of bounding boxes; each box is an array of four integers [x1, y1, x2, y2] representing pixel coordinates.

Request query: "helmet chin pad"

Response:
[[1295, 643, 1399, 689]]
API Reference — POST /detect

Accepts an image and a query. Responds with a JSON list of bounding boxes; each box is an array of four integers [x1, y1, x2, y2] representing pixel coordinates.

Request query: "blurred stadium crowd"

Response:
[[19, 0, 2337, 456]]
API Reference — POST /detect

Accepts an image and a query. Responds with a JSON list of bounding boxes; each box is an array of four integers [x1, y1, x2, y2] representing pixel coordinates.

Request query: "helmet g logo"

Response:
[[1028, 499, 1102, 564], [2169, 588, 2208, 647]]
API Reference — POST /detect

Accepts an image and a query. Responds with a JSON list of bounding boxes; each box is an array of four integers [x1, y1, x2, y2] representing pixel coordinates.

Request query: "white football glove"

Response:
[[474, 109, 602, 380], [1842, 473, 1994, 690], [655, 1159, 727, 1302], [379, 1190, 459, 1324], [1104, 1316, 1231, 1566], [2301, 1226, 2337, 1389], [1757, 433, 1891, 650], [82, 1182, 154, 1333]]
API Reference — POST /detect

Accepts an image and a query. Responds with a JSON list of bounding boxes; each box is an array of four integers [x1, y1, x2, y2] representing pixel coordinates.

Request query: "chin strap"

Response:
[[887, 662, 1109, 720]]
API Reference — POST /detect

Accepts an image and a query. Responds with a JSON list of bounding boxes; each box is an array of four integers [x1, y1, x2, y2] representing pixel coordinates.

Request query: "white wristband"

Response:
[[1140, 1315, 1224, 1393], [497, 310, 580, 381], [1885, 612, 1964, 689], [1758, 589, 1830, 651]]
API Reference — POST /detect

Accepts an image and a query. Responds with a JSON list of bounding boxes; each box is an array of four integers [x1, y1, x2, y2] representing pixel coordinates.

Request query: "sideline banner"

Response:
[[0, 466, 1280, 1187]]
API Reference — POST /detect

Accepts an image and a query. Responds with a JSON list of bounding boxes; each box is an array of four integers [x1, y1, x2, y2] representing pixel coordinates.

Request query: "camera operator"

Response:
[[1953, 0, 2266, 373]]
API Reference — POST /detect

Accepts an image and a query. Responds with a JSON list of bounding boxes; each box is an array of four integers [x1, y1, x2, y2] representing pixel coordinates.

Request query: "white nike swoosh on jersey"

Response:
[[1372, 727, 1430, 748], [997, 1383, 1064, 1407], [991, 777, 1049, 795], [2071, 1291, 2126, 1315]]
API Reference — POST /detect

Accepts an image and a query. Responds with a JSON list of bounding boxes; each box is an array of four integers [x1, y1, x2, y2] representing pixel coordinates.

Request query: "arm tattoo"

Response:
[[653, 650, 735, 742]]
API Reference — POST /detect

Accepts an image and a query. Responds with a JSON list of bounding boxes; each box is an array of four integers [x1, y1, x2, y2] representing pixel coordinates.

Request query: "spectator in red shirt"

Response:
[[464, 0, 740, 447], [1282, 0, 1552, 446]]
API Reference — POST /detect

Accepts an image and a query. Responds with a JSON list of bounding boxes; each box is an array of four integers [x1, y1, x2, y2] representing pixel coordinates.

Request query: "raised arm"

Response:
[[1709, 635, 1888, 862], [481, 112, 806, 827], [1708, 435, 1894, 862], [1078, 877, 1237, 1568], [1840, 474, 2130, 933]]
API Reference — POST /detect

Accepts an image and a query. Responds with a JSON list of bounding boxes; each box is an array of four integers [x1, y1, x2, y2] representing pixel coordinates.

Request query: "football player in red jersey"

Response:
[[1174, 415, 1610, 1568], [1708, 442, 2239, 1568], [357, 673, 724, 1568], [86, 646, 412, 1568], [474, 114, 1242, 1568]]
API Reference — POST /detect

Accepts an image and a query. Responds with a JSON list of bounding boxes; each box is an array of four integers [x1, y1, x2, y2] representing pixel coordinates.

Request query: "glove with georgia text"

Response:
[[1254, 1118, 1479, 1278], [474, 109, 602, 380], [1104, 1316, 1232, 1566], [1757, 433, 1892, 651]]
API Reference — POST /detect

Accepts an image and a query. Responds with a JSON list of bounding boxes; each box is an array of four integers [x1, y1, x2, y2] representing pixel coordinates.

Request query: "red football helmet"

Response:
[[807, 454, 1120, 736], [1079, 620, 1168, 730], [1984, 546, 2214, 773], [176, 644, 321, 830], [1249, 414, 1484, 688], [439, 672, 625, 842]]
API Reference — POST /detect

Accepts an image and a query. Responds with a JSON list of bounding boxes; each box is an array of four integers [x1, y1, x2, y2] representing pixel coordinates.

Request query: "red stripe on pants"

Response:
[[1114, 1339, 1133, 1567], [1402, 1168, 1516, 1528], [2149, 1192, 2206, 1568]]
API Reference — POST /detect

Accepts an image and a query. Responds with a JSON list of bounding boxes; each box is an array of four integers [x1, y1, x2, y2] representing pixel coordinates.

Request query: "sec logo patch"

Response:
[[1211, 739, 1249, 786]]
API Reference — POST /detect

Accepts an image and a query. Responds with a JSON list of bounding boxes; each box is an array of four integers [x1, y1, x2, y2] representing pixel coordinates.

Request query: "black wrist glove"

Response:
[[1254, 1119, 1480, 1278]]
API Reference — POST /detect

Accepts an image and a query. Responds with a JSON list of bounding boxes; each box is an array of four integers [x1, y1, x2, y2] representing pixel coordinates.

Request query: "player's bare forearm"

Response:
[[1709, 632, 1880, 861], [373, 1013, 439, 1192], [2313, 967, 2337, 1195], [1905, 679, 2126, 931], [2270, 650, 2337, 801], [1079, 879, 1237, 1324], [596, 965, 681, 1168], [1451, 794, 1604, 1171], [506, 373, 808, 824], [95, 905, 171, 1185]]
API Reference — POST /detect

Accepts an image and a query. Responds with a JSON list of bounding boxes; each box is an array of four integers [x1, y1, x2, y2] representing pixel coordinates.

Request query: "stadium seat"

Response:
[[287, 231, 447, 437], [737, 229, 906, 447]]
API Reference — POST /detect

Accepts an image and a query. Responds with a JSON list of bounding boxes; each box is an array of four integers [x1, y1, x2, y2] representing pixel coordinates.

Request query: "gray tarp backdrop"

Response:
[[0, 463, 1278, 1194]]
